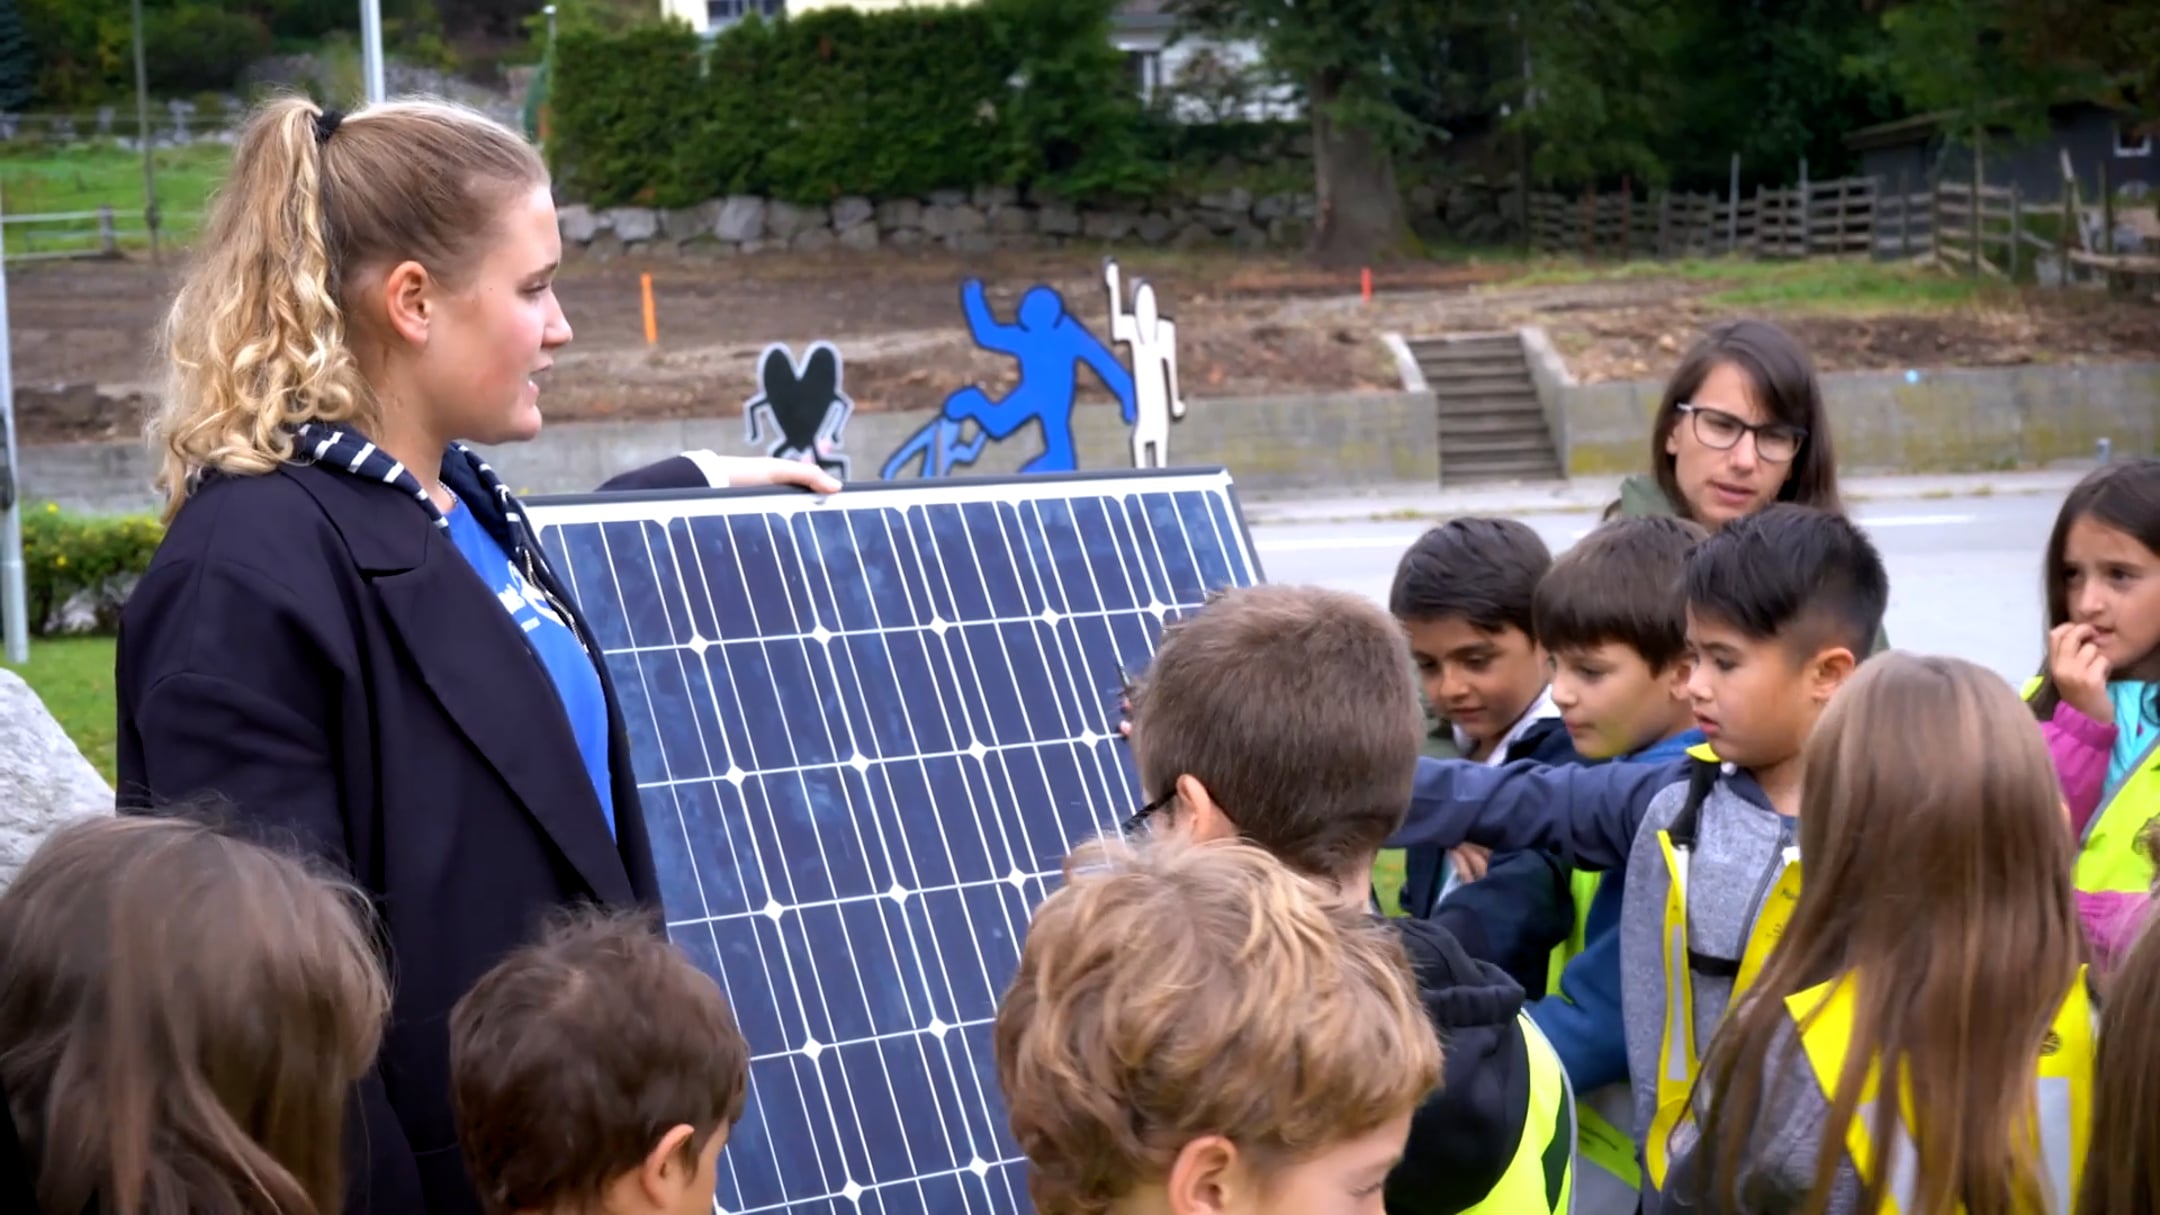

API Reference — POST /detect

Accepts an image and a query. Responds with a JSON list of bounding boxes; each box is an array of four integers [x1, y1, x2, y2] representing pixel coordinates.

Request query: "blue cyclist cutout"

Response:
[[880, 278, 1137, 480]]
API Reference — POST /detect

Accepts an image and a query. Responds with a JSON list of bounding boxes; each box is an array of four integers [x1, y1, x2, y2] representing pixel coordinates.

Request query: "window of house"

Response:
[[1125, 49, 1162, 106], [708, 0, 784, 28], [2118, 122, 2153, 158]]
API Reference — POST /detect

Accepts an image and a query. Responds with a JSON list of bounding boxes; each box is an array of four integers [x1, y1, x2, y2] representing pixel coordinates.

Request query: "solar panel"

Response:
[[523, 469, 1266, 1215]]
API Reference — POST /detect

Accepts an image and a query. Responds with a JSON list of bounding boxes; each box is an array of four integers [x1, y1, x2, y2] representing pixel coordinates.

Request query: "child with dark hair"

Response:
[[1389, 518, 1578, 997], [1527, 514, 1708, 1214], [450, 908, 749, 1215], [1387, 503, 1891, 1214]]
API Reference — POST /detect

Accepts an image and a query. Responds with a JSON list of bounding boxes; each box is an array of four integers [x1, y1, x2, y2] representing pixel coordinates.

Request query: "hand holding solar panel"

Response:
[[523, 470, 1264, 1214]]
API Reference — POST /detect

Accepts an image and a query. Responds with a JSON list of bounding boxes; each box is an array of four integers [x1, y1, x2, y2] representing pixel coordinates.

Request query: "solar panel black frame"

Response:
[[523, 467, 1268, 1215]]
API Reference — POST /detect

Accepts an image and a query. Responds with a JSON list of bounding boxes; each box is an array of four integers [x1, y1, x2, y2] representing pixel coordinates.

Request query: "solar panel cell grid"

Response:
[[524, 471, 1263, 1215]]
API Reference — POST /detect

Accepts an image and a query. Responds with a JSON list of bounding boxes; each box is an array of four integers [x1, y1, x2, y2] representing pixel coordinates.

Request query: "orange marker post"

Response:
[[1361, 266, 1373, 303], [640, 272, 658, 346]]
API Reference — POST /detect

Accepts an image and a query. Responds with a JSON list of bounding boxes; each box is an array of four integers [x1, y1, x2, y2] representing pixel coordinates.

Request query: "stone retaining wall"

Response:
[[560, 185, 1322, 258]]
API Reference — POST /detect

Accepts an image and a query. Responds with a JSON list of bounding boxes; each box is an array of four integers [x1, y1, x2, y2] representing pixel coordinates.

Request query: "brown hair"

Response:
[[1534, 514, 1708, 669], [0, 813, 389, 1215], [994, 834, 1441, 1215], [1649, 319, 1843, 521], [2079, 835, 2160, 1215], [1692, 653, 2083, 1215], [1126, 584, 1426, 880], [2032, 456, 2160, 721], [449, 906, 749, 1215], [152, 93, 549, 521]]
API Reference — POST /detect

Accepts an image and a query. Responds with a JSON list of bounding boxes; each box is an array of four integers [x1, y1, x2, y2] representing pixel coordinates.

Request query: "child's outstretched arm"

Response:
[[1392, 754, 1687, 872]]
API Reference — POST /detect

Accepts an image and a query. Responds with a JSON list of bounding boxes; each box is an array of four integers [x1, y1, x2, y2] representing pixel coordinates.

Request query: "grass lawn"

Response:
[[1500, 254, 2000, 315], [5, 635, 119, 784], [0, 142, 232, 256]]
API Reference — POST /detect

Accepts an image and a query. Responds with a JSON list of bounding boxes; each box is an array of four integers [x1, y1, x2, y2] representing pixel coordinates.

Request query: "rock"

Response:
[[1200, 206, 1242, 235], [765, 200, 821, 241], [1196, 186, 1254, 215], [1036, 202, 1082, 236], [1171, 222, 1217, 249], [606, 207, 661, 244], [887, 228, 926, 249], [973, 184, 1019, 210], [830, 195, 875, 231], [1135, 213, 1176, 245], [792, 226, 837, 252], [837, 222, 880, 252], [876, 198, 924, 231], [714, 195, 767, 243], [662, 201, 718, 242], [989, 206, 1035, 236], [1230, 222, 1269, 250], [1408, 184, 1440, 214], [558, 204, 602, 244], [922, 203, 988, 239], [927, 188, 969, 208], [1082, 210, 1139, 241], [1253, 194, 1294, 223], [0, 670, 112, 893]]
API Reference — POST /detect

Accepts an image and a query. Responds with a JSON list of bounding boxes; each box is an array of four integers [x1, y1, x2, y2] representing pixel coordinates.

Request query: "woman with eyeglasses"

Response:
[[1607, 319, 1842, 529]]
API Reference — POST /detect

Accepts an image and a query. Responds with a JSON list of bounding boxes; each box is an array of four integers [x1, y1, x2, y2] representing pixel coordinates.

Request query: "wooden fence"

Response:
[[1529, 175, 1881, 261]]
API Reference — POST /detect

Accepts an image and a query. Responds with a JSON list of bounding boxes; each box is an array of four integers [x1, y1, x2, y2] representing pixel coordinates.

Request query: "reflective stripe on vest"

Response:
[[2020, 676, 2159, 895], [1465, 1014, 1577, 1215], [1644, 746, 1802, 1190], [1784, 966, 2095, 1214]]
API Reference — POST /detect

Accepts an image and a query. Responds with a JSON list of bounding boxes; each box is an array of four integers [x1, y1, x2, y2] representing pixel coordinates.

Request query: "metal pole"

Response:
[[360, 0, 386, 104], [131, 0, 158, 264], [0, 181, 28, 666]]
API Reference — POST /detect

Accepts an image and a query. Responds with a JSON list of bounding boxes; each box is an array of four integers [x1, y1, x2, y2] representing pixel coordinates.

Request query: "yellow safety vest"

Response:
[[1543, 870, 1644, 1205], [1784, 967, 2095, 1214], [1643, 745, 1803, 1190], [2021, 676, 2160, 895], [1463, 1014, 1577, 1215]]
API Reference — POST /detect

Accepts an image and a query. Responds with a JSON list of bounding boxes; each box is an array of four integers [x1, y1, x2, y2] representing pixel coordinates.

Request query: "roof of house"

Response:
[[1113, 0, 1178, 32], [1844, 98, 2129, 151]]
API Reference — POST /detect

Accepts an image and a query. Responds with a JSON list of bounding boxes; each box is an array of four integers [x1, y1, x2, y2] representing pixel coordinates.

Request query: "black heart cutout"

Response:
[[760, 344, 842, 449]]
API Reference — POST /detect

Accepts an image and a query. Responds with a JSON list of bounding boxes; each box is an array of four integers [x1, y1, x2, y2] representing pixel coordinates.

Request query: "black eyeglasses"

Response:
[[1676, 403, 1806, 464], [1120, 786, 1176, 836]]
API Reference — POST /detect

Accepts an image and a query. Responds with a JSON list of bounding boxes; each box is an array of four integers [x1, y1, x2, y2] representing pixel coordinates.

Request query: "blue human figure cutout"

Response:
[[940, 279, 1137, 474]]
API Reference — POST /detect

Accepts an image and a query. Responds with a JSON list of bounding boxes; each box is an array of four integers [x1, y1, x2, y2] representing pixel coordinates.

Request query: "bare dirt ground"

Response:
[[11, 247, 2158, 445]]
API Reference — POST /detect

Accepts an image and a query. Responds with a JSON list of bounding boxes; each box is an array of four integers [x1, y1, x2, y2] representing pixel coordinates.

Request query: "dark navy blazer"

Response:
[[114, 452, 723, 1214]]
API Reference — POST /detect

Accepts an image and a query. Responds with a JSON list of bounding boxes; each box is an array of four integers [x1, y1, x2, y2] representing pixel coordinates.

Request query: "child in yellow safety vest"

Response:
[[2028, 457, 2160, 974], [1666, 653, 2095, 1215], [1386, 504, 1889, 1214], [2079, 822, 2160, 1215]]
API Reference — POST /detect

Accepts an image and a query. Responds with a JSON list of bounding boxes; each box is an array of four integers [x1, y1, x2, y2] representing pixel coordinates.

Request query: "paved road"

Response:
[[1244, 491, 2058, 688]]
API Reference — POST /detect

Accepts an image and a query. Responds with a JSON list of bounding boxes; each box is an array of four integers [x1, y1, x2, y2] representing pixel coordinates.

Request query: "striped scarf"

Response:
[[291, 421, 531, 558]]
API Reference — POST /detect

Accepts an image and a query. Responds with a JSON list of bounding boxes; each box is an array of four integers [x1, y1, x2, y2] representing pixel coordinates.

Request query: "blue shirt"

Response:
[[1526, 726, 1705, 1092], [2107, 680, 2159, 802], [444, 497, 617, 840]]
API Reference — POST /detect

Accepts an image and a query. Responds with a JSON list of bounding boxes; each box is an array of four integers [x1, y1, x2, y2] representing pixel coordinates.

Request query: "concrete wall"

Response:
[[1561, 360, 2160, 477], [16, 390, 1443, 516]]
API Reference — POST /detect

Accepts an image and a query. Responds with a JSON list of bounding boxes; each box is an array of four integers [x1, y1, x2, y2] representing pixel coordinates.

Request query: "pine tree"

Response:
[[0, 0, 33, 114]]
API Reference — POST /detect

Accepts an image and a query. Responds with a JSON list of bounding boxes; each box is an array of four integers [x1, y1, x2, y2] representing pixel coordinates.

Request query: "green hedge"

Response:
[[548, 0, 1164, 208], [15, 503, 164, 637]]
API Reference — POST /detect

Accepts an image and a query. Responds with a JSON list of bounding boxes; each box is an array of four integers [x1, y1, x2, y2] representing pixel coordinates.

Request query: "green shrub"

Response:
[[144, 4, 274, 96], [548, 1, 1158, 208], [15, 503, 164, 637]]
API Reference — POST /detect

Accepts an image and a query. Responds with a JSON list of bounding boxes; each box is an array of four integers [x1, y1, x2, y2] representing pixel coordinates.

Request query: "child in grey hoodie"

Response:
[[1384, 504, 1890, 1212]]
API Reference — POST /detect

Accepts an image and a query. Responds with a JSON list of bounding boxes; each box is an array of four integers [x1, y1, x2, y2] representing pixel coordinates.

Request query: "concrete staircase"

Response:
[[1409, 331, 1564, 486]]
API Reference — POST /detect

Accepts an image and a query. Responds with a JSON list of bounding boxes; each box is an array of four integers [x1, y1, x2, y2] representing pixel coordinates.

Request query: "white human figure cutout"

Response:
[[1105, 258, 1186, 469]]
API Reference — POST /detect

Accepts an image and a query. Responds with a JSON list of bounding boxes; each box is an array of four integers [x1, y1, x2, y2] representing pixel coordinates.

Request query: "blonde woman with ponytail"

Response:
[[115, 95, 835, 1215]]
